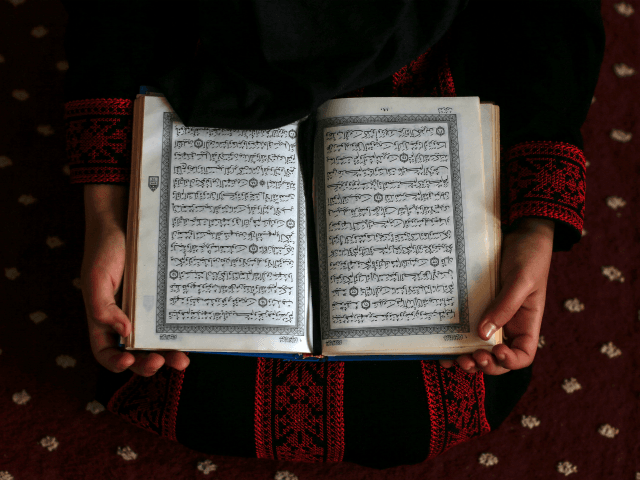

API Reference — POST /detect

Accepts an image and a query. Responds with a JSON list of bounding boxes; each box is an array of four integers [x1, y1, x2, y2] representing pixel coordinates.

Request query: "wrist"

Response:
[[511, 217, 555, 236], [84, 184, 128, 231]]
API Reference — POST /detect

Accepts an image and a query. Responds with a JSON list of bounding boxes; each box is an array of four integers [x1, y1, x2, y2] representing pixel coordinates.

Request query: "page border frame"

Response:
[[154, 112, 307, 335], [315, 114, 470, 339]]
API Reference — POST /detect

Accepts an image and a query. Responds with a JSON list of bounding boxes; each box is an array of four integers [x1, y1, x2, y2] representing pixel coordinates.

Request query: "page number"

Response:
[[438, 107, 452, 114], [381, 108, 389, 112]]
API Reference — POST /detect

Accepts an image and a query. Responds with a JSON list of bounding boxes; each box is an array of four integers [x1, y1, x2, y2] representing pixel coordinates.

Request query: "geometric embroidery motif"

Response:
[[66, 116, 132, 164], [255, 358, 345, 462], [505, 141, 587, 232], [421, 361, 490, 459], [65, 98, 133, 183]]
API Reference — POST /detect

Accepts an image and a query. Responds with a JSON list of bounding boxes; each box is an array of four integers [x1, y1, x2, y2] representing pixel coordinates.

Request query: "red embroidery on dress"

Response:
[[392, 35, 456, 98], [254, 357, 274, 459], [66, 116, 131, 164], [325, 361, 345, 462], [107, 367, 185, 441], [64, 98, 133, 118], [505, 141, 587, 232], [254, 358, 345, 462], [392, 50, 433, 97], [69, 166, 129, 184], [436, 54, 456, 97], [163, 368, 185, 441], [421, 362, 490, 459], [65, 99, 133, 184]]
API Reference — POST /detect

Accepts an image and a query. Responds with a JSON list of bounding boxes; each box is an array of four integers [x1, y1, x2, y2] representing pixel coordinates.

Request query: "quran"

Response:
[[122, 94, 502, 357]]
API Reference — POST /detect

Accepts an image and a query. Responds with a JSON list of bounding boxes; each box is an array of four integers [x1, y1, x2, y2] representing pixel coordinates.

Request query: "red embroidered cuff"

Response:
[[504, 141, 586, 235], [65, 98, 134, 184]]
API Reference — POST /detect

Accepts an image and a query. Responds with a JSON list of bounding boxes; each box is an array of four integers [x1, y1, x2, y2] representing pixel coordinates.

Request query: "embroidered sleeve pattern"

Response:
[[504, 141, 586, 234], [64, 98, 134, 184]]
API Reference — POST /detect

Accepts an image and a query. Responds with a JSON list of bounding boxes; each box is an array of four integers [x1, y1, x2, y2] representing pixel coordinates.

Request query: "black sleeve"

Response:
[[448, 0, 605, 250]]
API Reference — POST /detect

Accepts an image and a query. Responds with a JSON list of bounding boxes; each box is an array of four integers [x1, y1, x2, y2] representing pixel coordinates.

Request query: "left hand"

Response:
[[82, 185, 190, 376], [440, 217, 555, 375]]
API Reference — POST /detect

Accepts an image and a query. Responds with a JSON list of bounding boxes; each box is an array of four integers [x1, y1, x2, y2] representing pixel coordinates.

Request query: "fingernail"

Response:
[[482, 322, 497, 339], [114, 323, 124, 335]]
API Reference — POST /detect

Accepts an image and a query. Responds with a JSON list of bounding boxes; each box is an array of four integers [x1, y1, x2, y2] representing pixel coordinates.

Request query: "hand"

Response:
[[81, 185, 190, 376], [440, 217, 555, 375]]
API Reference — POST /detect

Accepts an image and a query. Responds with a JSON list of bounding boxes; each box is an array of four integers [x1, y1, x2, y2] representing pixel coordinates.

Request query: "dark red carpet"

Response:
[[1, 1, 638, 478]]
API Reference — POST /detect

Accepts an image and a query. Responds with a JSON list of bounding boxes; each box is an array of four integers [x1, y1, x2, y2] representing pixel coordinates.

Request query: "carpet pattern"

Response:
[[0, 0, 638, 478]]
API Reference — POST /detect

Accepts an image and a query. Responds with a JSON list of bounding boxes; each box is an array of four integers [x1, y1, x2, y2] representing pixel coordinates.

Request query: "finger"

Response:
[[439, 359, 455, 369], [478, 272, 535, 340], [491, 300, 541, 371], [105, 350, 136, 371], [83, 267, 137, 372], [455, 354, 477, 373], [93, 344, 135, 373], [472, 349, 510, 375], [492, 326, 537, 370], [87, 315, 135, 372], [85, 291, 132, 372], [129, 352, 166, 377], [127, 351, 190, 376], [162, 351, 191, 371], [492, 339, 536, 371]]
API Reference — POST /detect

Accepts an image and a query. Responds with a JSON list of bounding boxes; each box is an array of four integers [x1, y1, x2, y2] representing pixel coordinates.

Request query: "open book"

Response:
[[122, 95, 501, 358]]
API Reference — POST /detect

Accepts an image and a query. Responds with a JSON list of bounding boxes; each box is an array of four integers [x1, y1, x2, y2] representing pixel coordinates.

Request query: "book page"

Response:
[[316, 97, 497, 355], [129, 96, 310, 353]]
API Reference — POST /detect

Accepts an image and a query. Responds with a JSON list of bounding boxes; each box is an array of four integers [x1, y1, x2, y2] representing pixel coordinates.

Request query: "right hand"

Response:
[[439, 217, 554, 375], [82, 185, 190, 376]]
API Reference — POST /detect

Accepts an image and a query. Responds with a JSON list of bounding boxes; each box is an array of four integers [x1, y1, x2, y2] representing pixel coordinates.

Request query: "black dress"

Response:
[[64, 0, 604, 468]]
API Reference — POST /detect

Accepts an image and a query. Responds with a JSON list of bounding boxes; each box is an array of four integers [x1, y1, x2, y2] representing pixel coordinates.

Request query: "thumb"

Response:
[[83, 267, 131, 337], [478, 273, 533, 340]]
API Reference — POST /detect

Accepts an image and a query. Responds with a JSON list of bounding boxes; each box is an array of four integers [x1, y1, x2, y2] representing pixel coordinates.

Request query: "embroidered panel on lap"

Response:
[[107, 366, 185, 441], [254, 358, 345, 462], [505, 141, 587, 232], [421, 361, 490, 459], [64, 98, 134, 183]]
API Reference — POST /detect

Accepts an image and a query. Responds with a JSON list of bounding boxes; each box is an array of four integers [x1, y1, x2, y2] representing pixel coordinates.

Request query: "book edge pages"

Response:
[[478, 102, 503, 347], [479, 102, 503, 346], [122, 94, 146, 348], [493, 104, 503, 345], [481, 102, 497, 300]]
